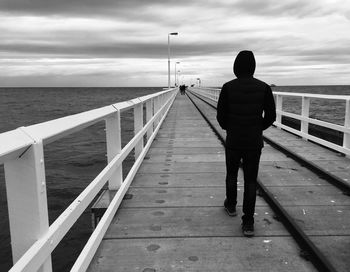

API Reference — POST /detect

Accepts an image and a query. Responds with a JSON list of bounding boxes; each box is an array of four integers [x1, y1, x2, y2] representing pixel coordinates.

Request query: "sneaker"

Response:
[[224, 199, 237, 217], [242, 224, 254, 237]]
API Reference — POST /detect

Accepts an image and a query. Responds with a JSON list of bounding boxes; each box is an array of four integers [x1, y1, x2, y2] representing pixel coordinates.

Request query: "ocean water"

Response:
[[0, 87, 162, 271], [0, 85, 349, 271]]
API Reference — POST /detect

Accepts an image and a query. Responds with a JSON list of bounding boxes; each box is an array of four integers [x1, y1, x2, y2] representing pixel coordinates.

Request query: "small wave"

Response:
[[69, 158, 106, 168]]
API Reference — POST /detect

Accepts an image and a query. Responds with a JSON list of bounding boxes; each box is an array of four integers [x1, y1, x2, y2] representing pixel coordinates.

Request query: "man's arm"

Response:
[[262, 85, 276, 130], [217, 84, 227, 130]]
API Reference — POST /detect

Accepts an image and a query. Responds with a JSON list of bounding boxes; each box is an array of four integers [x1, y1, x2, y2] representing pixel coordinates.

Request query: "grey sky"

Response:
[[1, 0, 350, 86]]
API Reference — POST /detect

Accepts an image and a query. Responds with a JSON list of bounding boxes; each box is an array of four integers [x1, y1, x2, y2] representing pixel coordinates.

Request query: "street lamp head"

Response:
[[169, 32, 178, 35]]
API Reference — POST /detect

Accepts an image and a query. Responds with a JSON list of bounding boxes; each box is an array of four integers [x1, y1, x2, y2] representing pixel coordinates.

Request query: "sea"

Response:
[[0, 85, 349, 271]]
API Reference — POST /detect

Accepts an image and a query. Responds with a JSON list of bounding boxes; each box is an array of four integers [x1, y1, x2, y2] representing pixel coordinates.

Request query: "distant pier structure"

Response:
[[0, 87, 349, 271]]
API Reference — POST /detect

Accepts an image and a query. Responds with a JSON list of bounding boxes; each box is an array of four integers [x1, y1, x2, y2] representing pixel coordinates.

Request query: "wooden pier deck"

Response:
[[87, 94, 318, 271]]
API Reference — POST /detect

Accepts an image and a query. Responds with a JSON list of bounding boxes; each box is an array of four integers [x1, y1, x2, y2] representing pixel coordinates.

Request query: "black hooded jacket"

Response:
[[216, 51, 276, 149]]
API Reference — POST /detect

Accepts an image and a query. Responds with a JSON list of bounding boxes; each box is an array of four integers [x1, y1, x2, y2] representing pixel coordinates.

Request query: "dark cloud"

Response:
[[4, 33, 348, 67], [297, 49, 350, 64], [0, 40, 235, 59], [0, 0, 187, 20], [229, 0, 338, 18], [1, 0, 340, 19]]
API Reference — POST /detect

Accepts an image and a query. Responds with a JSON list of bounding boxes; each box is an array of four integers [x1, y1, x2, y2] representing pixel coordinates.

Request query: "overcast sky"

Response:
[[1, 0, 350, 87]]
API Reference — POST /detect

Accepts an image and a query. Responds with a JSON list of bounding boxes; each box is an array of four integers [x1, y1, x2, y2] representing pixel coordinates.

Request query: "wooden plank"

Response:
[[279, 145, 344, 158], [313, 160, 350, 172], [131, 172, 227, 187], [284, 206, 350, 235], [88, 237, 316, 272], [143, 153, 225, 163], [152, 137, 219, 142], [160, 122, 208, 128], [104, 206, 288, 239], [119, 187, 267, 208], [326, 171, 350, 184], [259, 168, 331, 187], [266, 186, 350, 206], [150, 140, 220, 148], [260, 152, 293, 162], [146, 147, 223, 155], [156, 132, 215, 138], [138, 161, 226, 174], [264, 127, 350, 179], [310, 236, 350, 272], [260, 160, 307, 170]]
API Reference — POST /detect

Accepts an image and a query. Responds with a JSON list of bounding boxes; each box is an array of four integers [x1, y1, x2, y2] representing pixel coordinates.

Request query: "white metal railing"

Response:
[[189, 87, 350, 156], [0, 88, 178, 272], [189, 87, 221, 101]]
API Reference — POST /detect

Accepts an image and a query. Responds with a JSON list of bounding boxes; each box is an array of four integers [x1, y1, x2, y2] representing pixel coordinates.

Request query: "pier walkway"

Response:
[[1, 88, 350, 272], [88, 93, 319, 271]]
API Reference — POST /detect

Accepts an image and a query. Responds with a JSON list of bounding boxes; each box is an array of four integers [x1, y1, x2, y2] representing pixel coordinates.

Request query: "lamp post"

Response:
[[168, 32, 178, 88], [175, 62, 180, 87]]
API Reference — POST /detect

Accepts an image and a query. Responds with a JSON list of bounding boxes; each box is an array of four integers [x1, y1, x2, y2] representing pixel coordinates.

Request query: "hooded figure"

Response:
[[217, 50, 276, 237], [233, 50, 256, 78]]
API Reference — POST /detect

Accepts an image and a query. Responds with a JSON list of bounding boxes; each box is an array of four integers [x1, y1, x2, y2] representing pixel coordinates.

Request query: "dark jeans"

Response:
[[225, 148, 261, 224]]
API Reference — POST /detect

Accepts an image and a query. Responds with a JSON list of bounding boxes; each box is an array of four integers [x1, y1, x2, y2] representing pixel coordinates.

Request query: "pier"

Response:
[[1, 87, 350, 271]]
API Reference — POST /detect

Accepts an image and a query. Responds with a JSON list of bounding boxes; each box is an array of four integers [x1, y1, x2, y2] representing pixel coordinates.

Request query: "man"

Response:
[[216, 50, 276, 237]]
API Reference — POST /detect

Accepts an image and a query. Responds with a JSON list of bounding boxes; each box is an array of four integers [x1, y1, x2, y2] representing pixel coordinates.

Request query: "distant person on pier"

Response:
[[180, 84, 186, 95], [216, 50, 276, 237]]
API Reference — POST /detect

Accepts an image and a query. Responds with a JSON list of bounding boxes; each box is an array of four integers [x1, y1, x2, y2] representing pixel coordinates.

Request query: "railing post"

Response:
[[160, 94, 165, 118], [154, 96, 160, 128], [276, 94, 283, 128], [343, 99, 350, 154], [105, 111, 123, 190], [159, 94, 163, 120], [146, 98, 153, 141], [134, 101, 143, 159], [4, 139, 52, 272], [301, 96, 310, 139]]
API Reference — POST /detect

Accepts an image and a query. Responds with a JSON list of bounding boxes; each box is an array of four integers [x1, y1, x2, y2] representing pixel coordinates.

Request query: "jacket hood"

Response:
[[233, 50, 256, 78]]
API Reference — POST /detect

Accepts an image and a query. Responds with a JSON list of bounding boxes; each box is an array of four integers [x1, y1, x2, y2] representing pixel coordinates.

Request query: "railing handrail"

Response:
[[1, 88, 178, 272], [273, 91, 350, 100], [188, 87, 350, 156]]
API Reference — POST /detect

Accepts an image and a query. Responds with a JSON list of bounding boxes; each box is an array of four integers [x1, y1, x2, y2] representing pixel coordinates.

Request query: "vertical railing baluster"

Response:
[[152, 97, 156, 129], [154, 96, 160, 127], [134, 101, 143, 159], [343, 99, 350, 154], [301, 96, 310, 139], [4, 139, 52, 272], [276, 94, 283, 128], [106, 111, 123, 190], [159, 94, 163, 120], [146, 98, 153, 142]]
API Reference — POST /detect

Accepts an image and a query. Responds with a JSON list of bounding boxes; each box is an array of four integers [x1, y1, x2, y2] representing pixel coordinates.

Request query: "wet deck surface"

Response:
[[88, 94, 317, 272]]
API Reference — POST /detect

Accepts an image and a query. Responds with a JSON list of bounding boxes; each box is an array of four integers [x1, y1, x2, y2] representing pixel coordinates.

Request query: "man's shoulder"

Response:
[[222, 79, 238, 88], [223, 78, 270, 89], [252, 77, 269, 87]]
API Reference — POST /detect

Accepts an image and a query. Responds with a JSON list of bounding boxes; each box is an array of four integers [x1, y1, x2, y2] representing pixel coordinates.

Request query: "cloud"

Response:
[[1, 0, 350, 86], [1, 0, 347, 18], [231, 0, 324, 17]]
